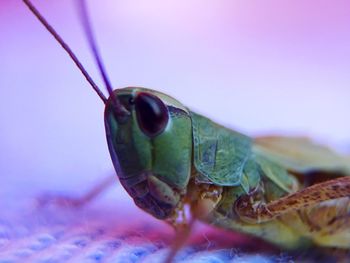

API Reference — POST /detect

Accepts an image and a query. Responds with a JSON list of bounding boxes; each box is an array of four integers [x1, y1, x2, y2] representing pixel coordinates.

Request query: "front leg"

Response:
[[164, 184, 223, 263]]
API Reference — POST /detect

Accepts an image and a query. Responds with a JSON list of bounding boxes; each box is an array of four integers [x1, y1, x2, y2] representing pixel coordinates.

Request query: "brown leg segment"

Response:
[[37, 175, 117, 208], [235, 176, 350, 223]]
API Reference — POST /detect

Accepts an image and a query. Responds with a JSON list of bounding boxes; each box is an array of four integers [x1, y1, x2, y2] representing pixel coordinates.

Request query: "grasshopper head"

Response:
[[104, 87, 192, 219]]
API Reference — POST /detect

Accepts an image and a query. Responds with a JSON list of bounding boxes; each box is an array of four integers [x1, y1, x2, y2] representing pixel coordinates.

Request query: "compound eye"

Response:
[[135, 92, 169, 137]]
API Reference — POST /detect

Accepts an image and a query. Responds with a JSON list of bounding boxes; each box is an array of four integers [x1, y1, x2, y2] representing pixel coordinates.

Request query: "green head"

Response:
[[104, 87, 192, 219]]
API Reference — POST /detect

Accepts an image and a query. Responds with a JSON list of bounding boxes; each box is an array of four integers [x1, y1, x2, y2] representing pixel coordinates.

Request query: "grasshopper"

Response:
[[24, 0, 350, 261]]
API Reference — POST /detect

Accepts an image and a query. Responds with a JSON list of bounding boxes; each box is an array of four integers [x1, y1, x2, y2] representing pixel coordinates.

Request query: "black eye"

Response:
[[135, 92, 169, 137]]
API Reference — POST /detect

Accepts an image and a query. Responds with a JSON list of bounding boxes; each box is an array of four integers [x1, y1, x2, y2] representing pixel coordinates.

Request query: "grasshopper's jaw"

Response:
[[120, 172, 181, 219], [104, 87, 192, 220]]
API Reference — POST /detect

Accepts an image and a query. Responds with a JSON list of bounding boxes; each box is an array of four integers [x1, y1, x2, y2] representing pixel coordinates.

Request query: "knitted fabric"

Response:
[[0, 189, 289, 263]]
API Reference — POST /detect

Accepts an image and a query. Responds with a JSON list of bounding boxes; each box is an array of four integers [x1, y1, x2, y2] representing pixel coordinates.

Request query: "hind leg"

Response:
[[305, 197, 350, 249], [235, 177, 350, 223]]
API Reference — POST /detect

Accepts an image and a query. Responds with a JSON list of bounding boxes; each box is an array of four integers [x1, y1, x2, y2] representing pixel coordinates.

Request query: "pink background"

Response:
[[0, 1, 349, 259]]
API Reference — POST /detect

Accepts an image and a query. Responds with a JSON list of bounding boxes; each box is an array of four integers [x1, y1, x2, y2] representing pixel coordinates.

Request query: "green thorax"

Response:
[[190, 112, 298, 195], [190, 112, 255, 188]]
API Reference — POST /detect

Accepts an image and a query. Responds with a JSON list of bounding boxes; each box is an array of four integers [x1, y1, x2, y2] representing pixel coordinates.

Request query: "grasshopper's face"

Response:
[[104, 87, 192, 219]]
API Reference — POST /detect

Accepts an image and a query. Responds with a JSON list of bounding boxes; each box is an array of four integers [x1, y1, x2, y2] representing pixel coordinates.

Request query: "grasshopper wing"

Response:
[[254, 136, 350, 174], [191, 112, 252, 186]]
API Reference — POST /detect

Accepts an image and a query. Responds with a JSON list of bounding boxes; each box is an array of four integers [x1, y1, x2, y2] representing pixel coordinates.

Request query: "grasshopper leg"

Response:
[[164, 217, 196, 263], [165, 186, 222, 262], [37, 174, 116, 208], [235, 176, 350, 223]]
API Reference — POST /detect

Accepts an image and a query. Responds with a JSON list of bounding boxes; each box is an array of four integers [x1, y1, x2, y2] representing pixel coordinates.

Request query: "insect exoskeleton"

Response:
[[104, 87, 193, 219]]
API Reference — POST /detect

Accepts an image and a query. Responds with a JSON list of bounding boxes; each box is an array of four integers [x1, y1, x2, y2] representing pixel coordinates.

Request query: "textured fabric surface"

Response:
[[0, 185, 294, 263]]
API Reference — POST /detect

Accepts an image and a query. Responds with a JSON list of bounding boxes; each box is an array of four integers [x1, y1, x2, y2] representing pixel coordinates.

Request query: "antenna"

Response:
[[23, 0, 129, 117], [22, 0, 107, 103], [77, 0, 128, 115], [77, 1, 113, 102]]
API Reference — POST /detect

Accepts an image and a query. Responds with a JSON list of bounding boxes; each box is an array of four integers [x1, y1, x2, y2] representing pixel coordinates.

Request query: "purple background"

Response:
[[0, 1, 350, 259]]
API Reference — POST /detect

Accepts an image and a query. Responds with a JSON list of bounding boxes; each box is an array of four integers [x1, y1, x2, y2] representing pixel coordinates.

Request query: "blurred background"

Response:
[[0, 0, 350, 260]]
